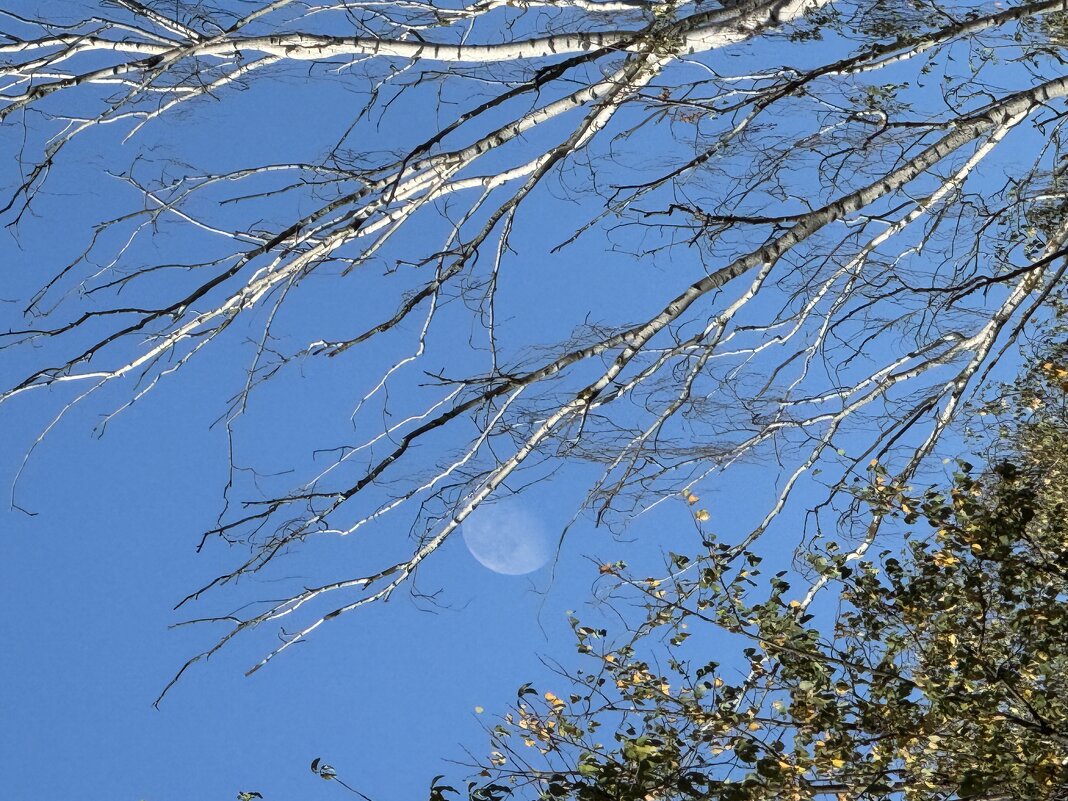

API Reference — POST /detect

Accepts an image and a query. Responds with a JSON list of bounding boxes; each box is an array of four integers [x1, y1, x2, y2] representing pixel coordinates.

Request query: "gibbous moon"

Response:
[[462, 502, 552, 575]]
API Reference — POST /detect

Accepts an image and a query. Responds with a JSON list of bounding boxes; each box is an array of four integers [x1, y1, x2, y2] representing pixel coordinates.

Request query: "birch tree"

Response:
[[2, 0, 1068, 691]]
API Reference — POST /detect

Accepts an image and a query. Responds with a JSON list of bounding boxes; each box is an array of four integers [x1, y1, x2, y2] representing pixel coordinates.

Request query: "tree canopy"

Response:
[[3, 0, 1068, 695], [429, 320, 1068, 801]]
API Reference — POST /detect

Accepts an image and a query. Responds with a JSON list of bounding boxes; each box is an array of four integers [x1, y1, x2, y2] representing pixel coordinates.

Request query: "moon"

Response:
[[462, 501, 552, 575]]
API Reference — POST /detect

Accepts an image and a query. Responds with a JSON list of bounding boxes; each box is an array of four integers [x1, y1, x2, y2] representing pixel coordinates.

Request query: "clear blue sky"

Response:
[[0, 7, 717, 793], [0, 2, 1044, 799], [0, 326, 718, 800]]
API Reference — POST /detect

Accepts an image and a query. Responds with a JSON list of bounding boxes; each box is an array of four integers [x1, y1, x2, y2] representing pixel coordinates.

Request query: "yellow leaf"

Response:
[[695, 509, 710, 522], [544, 692, 565, 710], [686, 493, 699, 504], [932, 550, 959, 568]]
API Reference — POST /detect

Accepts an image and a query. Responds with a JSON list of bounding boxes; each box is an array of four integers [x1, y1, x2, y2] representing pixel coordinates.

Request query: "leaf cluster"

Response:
[[453, 346, 1068, 801]]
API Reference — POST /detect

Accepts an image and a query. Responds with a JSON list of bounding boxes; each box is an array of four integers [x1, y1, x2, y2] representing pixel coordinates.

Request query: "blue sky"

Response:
[[0, 55, 714, 795], [0, 337, 720, 800], [0, 1, 1054, 799], [0, 182, 782, 796]]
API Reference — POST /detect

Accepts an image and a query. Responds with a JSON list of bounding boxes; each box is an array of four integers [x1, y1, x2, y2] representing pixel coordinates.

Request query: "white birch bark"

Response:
[[2, 0, 1067, 690]]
